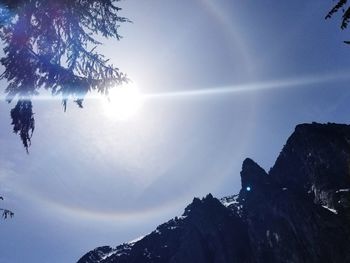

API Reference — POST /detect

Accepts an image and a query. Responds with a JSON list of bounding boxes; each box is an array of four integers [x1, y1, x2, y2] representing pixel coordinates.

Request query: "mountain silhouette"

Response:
[[77, 123, 350, 263]]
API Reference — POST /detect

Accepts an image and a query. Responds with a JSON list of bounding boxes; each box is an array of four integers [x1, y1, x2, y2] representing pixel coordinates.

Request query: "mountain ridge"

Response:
[[77, 123, 350, 263]]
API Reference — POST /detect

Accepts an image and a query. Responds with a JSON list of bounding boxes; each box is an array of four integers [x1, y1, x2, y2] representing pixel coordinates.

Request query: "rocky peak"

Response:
[[240, 158, 269, 191], [77, 246, 115, 263], [183, 193, 221, 218], [238, 158, 275, 206]]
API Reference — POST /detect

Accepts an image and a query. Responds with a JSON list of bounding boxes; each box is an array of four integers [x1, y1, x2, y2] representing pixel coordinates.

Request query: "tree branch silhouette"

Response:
[[0, 0, 129, 150]]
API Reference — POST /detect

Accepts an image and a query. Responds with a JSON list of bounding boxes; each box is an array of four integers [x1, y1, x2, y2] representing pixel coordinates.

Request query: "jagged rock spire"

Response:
[[240, 158, 268, 192]]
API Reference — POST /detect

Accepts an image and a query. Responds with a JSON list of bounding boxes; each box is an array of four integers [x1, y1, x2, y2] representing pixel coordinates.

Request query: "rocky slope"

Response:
[[77, 123, 350, 263]]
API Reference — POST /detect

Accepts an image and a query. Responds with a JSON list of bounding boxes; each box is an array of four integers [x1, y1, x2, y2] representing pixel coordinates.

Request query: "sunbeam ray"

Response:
[[1, 71, 350, 102], [143, 71, 350, 99]]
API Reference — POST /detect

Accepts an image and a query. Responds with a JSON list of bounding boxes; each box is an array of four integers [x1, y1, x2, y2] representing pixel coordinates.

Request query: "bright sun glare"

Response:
[[102, 84, 143, 120]]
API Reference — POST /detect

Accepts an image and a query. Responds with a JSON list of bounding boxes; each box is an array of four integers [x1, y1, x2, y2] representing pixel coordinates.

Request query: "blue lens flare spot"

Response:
[[246, 186, 251, 191]]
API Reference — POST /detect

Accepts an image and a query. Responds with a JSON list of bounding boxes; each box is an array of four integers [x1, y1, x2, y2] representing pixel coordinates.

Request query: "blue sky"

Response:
[[1, 0, 350, 262]]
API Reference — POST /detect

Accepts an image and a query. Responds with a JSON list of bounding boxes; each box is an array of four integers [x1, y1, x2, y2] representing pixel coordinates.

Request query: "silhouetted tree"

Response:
[[0, 196, 14, 219], [326, 0, 350, 44], [0, 0, 129, 151]]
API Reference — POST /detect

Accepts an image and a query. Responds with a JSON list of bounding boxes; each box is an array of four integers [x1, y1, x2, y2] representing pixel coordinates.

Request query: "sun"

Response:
[[102, 84, 144, 120]]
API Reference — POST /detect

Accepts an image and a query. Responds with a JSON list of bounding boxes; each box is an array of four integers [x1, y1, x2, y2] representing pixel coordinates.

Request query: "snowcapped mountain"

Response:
[[77, 123, 350, 263]]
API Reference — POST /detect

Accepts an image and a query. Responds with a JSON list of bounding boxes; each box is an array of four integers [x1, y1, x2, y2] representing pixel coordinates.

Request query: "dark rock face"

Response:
[[77, 123, 350, 263], [239, 161, 349, 263], [269, 123, 350, 219]]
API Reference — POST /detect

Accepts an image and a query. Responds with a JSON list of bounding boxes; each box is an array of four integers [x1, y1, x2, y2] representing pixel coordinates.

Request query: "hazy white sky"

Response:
[[1, 1, 350, 262]]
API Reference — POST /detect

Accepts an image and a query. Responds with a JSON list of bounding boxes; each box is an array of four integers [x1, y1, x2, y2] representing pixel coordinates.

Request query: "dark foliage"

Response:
[[326, 0, 350, 43], [0, 0, 129, 150], [10, 100, 34, 152], [0, 196, 14, 219]]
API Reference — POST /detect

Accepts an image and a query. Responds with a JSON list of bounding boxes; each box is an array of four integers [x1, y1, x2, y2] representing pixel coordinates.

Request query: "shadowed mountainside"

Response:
[[77, 123, 350, 263]]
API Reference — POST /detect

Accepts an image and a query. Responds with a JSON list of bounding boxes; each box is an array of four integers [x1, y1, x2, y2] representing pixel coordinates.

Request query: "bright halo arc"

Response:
[[102, 84, 144, 120]]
